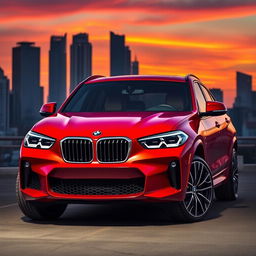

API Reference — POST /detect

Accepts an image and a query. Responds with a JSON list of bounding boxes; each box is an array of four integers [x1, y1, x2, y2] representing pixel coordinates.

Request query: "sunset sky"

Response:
[[1, 0, 256, 107]]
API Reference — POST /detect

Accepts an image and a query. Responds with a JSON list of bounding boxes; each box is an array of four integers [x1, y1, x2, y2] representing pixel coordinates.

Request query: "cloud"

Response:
[[0, 27, 48, 37], [1, 0, 256, 23], [133, 0, 256, 10], [0, 0, 256, 107], [2, 0, 256, 10]]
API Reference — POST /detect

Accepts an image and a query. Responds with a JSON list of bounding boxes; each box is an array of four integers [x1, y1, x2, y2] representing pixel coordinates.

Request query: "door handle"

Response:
[[225, 118, 230, 123], [215, 121, 220, 128]]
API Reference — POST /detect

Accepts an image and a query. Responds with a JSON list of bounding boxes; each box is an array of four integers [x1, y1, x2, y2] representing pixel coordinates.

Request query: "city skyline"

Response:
[[0, 1, 256, 107], [1, 30, 254, 107], [0, 31, 141, 135], [0, 57, 254, 135]]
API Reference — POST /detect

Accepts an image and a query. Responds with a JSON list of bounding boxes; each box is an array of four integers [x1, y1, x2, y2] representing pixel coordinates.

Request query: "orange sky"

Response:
[[0, 0, 256, 107]]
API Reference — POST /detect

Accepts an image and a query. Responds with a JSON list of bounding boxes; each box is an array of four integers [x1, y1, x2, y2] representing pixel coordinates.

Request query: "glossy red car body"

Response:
[[18, 75, 237, 221]]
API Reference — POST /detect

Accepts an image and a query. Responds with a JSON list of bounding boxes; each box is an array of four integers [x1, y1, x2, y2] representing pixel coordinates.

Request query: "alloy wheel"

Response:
[[183, 160, 213, 218]]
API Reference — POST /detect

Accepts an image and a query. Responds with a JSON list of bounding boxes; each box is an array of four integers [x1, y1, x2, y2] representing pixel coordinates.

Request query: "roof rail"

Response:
[[185, 74, 200, 81], [83, 75, 104, 83]]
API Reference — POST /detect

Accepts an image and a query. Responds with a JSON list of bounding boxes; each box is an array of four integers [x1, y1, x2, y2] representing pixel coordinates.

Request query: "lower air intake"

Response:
[[49, 177, 144, 195]]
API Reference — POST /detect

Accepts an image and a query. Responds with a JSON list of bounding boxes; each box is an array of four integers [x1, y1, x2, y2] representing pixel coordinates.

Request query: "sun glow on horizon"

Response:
[[0, 1, 256, 108]]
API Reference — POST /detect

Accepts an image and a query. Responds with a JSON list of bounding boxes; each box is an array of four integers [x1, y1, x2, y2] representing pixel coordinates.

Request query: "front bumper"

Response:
[[19, 138, 192, 202]]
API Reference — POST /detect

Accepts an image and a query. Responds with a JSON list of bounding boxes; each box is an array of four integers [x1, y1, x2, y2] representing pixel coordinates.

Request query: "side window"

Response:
[[200, 84, 214, 101], [193, 82, 206, 112]]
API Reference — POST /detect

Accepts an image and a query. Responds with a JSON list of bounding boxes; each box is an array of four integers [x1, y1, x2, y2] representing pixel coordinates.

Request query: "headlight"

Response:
[[24, 131, 55, 149], [138, 131, 188, 149]]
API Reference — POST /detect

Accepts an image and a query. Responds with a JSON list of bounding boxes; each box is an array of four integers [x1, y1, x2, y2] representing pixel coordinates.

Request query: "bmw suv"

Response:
[[17, 75, 238, 222]]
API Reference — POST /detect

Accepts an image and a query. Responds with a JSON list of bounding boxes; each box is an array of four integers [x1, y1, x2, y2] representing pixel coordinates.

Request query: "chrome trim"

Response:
[[60, 137, 93, 163], [96, 137, 132, 163]]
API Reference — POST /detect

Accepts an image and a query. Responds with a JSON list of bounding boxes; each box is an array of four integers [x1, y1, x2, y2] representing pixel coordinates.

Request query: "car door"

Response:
[[200, 83, 228, 171], [193, 82, 220, 173], [201, 85, 231, 169]]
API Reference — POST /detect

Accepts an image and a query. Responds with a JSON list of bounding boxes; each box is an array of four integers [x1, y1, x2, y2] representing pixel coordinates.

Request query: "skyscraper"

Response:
[[12, 42, 43, 135], [70, 33, 92, 92], [110, 32, 125, 76], [131, 56, 139, 75], [230, 71, 253, 136], [234, 71, 252, 108], [49, 34, 67, 105], [124, 46, 131, 75], [209, 88, 223, 102], [0, 67, 9, 135], [110, 31, 132, 76]]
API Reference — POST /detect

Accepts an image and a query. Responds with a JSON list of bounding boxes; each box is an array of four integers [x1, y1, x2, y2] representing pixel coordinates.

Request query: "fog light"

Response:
[[20, 161, 30, 189], [170, 161, 177, 168], [24, 161, 30, 168], [168, 160, 181, 189]]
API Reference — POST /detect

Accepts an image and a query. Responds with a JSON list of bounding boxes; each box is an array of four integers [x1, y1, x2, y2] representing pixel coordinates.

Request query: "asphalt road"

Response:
[[0, 168, 256, 256]]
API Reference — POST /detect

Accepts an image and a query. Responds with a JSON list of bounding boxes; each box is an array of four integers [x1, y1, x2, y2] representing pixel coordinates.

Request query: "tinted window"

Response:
[[62, 80, 192, 112], [193, 82, 206, 112]]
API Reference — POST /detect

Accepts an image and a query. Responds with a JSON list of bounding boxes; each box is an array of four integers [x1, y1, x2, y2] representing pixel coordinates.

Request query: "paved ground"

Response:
[[0, 168, 256, 256]]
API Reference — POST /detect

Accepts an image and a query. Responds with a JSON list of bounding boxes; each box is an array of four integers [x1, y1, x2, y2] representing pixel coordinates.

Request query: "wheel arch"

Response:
[[194, 143, 205, 159], [191, 139, 205, 160]]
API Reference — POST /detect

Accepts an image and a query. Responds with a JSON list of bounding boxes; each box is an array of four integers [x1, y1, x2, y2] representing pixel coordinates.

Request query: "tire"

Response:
[[170, 156, 214, 222], [16, 174, 67, 220], [215, 149, 238, 201]]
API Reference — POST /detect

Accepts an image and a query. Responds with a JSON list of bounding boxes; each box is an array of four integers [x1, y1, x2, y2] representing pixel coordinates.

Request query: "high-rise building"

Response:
[[110, 32, 125, 76], [70, 33, 92, 92], [252, 91, 256, 111], [12, 42, 43, 135], [0, 67, 9, 135], [110, 31, 133, 76], [209, 88, 223, 102], [131, 56, 139, 75], [49, 34, 67, 105], [124, 46, 131, 75], [234, 71, 252, 108], [230, 71, 254, 136]]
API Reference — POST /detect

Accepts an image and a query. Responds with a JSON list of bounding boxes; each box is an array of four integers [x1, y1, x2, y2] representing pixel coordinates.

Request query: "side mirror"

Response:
[[40, 102, 56, 117], [200, 101, 227, 117]]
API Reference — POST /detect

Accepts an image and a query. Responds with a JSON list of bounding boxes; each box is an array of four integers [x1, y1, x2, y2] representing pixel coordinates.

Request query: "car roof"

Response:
[[85, 75, 199, 85]]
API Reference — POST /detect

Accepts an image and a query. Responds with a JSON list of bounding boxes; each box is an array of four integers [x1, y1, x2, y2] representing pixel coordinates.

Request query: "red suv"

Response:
[[17, 75, 238, 222]]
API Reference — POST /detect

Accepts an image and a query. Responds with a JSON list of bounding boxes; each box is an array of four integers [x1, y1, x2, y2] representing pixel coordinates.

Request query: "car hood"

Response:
[[32, 112, 192, 140]]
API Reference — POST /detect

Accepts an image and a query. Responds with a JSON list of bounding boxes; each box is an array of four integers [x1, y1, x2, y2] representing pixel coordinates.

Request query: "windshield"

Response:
[[62, 80, 192, 112]]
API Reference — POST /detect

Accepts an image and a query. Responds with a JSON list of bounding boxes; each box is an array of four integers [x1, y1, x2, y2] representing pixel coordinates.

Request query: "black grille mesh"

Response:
[[97, 138, 130, 162], [62, 138, 93, 162], [49, 178, 144, 195], [27, 171, 40, 190]]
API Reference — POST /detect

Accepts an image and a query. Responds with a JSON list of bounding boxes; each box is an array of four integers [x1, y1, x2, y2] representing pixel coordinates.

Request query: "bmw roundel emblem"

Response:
[[93, 130, 102, 136]]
